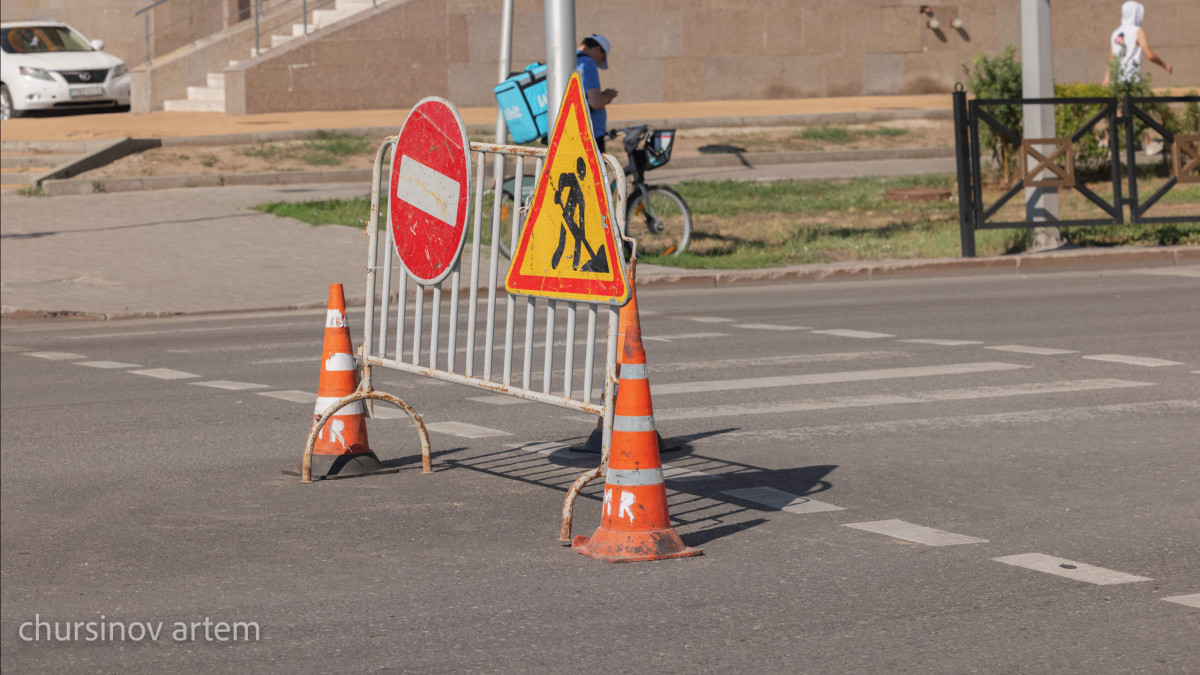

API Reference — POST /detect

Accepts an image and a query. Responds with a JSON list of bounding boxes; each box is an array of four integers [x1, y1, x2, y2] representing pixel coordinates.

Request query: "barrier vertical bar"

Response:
[[543, 300, 556, 394], [483, 154, 506, 381], [430, 284, 442, 370], [1123, 97, 1140, 224], [447, 265, 460, 373], [582, 305, 597, 404], [1109, 101, 1124, 224], [465, 152, 486, 377], [503, 156, 525, 385], [522, 297, 535, 389], [563, 303, 576, 397], [411, 286, 424, 364], [952, 85, 976, 258]]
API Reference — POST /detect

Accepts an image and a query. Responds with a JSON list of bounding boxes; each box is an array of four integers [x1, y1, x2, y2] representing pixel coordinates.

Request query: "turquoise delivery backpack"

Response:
[[493, 62, 549, 144]]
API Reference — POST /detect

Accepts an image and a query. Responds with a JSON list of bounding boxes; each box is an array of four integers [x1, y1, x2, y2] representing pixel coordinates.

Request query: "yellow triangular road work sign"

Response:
[[505, 72, 630, 306]]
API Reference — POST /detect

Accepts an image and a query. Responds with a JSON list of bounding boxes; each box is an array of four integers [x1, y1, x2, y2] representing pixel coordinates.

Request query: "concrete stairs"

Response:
[[163, 0, 376, 113]]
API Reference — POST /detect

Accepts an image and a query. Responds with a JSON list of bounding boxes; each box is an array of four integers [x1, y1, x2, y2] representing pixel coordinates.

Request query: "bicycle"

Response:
[[486, 124, 693, 259]]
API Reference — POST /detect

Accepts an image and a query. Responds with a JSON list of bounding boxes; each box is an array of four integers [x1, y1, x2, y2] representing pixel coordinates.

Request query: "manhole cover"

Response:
[[886, 187, 951, 202]]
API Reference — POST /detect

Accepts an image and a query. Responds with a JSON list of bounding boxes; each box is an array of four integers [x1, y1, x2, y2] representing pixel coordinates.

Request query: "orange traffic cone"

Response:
[[572, 261, 677, 455], [284, 284, 397, 480], [572, 294, 702, 563]]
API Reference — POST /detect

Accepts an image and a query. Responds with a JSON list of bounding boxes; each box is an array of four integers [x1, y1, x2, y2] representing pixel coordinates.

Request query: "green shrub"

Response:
[[1054, 82, 1110, 163], [962, 45, 1022, 182]]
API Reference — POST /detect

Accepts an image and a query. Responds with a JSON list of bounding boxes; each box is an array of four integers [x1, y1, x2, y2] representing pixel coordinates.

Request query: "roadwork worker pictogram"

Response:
[[551, 157, 609, 274]]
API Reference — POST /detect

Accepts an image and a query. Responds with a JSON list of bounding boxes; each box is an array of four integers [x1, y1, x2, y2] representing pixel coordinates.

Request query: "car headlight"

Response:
[[112, 63, 128, 78], [18, 66, 56, 82]]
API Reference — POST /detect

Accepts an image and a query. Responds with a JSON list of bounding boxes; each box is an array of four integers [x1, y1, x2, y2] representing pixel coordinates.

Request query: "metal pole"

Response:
[[544, 0, 575, 131], [494, 0, 514, 144], [253, 0, 260, 56], [1020, 0, 1063, 249], [952, 85, 976, 257]]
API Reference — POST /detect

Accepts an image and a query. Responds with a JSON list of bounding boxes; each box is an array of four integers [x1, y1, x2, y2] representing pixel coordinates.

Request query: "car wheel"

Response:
[[1, 84, 16, 121]]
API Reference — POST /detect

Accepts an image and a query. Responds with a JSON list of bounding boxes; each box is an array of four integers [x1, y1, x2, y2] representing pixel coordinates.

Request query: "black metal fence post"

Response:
[[952, 84, 976, 257]]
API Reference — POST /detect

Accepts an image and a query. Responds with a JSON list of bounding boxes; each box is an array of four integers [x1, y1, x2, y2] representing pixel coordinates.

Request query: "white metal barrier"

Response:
[[356, 136, 631, 539]]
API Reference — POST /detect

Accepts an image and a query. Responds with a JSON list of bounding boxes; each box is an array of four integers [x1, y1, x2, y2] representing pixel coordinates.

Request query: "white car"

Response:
[[1, 20, 131, 120]]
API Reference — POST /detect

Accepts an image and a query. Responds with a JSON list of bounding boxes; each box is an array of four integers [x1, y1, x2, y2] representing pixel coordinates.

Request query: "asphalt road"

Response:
[[2, 267, 1198, 672]]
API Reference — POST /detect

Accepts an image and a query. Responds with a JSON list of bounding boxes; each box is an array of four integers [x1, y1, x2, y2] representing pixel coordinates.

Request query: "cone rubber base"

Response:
[[572, 528, 702, 563], [569, 428, 683, 455], [282, 451, 399, 480]]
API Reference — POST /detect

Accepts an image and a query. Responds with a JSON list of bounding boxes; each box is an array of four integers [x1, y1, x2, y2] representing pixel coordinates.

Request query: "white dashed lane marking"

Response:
[[656, 379, 1152, 421], [130, 368, 199, 380], [25, 351, 85, 360], [844, 519, 987, 546], [425, 421, 510, 438], [649, 332, 730, 341], [190, 380, 270, 390], [1083, 354, 1185, 367], [898, 339, 984, 346], [259, 390, 317, 403], [992, 553, 1152, 585], [811, 329, 895, 339], [986, 345, 1079, 355], [722, 487, 844, 514], [735, 324, 808, 331], [74, 361, 141, 369], [1162, 593, 1200, 608], [687, 316, 736, 323], [650, 362, 1028, 396]]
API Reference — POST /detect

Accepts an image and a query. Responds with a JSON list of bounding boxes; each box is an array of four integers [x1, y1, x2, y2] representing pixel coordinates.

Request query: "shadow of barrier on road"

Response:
[[438, 429, 837, 547]]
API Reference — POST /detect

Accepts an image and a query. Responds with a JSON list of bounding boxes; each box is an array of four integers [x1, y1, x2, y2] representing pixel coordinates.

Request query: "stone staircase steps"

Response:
[[163, 0, 376, 114]]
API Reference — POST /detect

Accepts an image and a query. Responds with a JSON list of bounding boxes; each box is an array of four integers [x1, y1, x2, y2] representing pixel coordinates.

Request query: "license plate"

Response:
[[70, 86, 104, 98]]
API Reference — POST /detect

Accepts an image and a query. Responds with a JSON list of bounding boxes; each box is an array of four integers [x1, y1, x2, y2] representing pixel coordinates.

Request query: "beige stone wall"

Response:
[[8, 0, 1194, 115], [230, 0, 1196, 114]]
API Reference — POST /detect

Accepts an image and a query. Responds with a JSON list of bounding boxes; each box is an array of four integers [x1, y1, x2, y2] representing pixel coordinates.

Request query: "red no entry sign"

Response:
[[389, 97, 471, 285]]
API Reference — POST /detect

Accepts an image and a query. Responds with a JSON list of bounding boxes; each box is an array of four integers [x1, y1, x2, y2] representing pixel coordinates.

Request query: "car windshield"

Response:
[[1, 26, 94, 54]]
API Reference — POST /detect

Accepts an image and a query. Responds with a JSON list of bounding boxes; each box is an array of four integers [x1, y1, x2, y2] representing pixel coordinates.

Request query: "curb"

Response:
[[3, 246, 1195, 321], [39, 146, 956, 196]]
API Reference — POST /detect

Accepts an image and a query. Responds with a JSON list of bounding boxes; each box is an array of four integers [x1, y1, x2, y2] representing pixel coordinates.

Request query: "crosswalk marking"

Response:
[[722, 487, 843, 514], [25, 351, 85, 360], [425, 421, 510, 438], [1083, 354, 1184, 367], [656, 379, 1152, 421], [687, 316, 735, 323], [1162, 593, 1200, 608], [649, 332, 729, 341], [74, 360, 140, 369], [650, 351, 908, 373], [898, 339, 983, 346], [190, 380, 269, 390], [650, 361, 1028, 396], [844, 519, 987, 546], [735, 323, 808, 331], [811, 329, 895, 339], [662, 466, 715, 481], [130, 368, 199, 380], [986, 345, 1078, 355], [992, 553, 1151, 585], [736, 399, 1200, 441], [259, 390, 317, 403]]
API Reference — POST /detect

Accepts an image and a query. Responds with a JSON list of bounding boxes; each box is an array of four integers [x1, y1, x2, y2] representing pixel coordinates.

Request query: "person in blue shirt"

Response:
[[576, 33, 617, 153]]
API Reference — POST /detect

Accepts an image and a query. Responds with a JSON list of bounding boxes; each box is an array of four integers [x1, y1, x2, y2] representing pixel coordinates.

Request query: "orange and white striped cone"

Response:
[[284, 284, 396, 480], [572, 298, 702, 563], [571, 261, 677, 455]]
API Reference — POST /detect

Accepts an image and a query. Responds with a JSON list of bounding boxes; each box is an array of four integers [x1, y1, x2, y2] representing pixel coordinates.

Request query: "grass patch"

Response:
[[795, 125, 910, 145], [240, 130, 372, 167], [253, 174, 1198, 268]]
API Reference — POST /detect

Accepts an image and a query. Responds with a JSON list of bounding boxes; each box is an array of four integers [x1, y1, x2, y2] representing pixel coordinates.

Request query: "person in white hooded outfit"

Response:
[[1101, 1, 1174, 154], [1102, 1, 1173, 87]]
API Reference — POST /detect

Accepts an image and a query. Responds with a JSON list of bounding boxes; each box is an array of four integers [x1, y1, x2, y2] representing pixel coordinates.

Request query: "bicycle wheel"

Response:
[[626, 185, 692, 256], [480, 189, 520, 259]]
